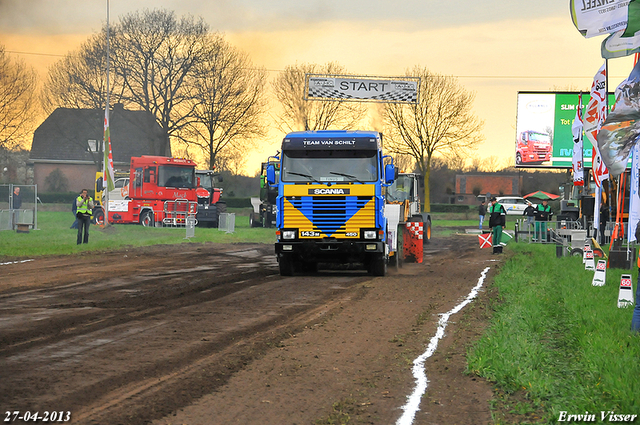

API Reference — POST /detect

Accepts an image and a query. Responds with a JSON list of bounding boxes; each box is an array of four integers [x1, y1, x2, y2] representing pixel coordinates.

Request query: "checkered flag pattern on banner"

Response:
[[308, 87, 354, 99], [308, 87, 417, 103]]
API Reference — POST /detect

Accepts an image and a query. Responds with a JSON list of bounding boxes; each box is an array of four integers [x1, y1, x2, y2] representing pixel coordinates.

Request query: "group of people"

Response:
[[478, 197, 553, 251]]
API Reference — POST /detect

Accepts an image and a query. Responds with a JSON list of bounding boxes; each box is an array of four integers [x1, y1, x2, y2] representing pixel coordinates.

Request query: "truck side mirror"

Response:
[[217, 175, 223, 183], [266, 164, 276, 185], [385, 164, 396, 184]]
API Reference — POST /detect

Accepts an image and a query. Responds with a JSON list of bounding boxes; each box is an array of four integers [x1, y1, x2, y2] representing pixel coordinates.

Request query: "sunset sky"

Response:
[[1, 0, 636, 174]]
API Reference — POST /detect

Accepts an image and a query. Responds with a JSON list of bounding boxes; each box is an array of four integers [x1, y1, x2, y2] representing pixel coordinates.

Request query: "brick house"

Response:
[[29, 105, 166, 193], [455, 174, 522, 204]]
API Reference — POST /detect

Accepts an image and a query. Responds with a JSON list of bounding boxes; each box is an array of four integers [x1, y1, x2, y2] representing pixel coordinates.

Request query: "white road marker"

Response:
[[0, 259, 34, 266], [396, 266, 490, 425]]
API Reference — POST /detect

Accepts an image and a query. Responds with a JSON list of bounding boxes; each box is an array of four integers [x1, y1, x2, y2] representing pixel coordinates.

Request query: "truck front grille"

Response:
[[284, 196, 374, 236]]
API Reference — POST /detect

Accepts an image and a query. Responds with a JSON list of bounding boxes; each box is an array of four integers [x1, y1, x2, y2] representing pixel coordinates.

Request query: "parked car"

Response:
[[495, 196, 537, 216]]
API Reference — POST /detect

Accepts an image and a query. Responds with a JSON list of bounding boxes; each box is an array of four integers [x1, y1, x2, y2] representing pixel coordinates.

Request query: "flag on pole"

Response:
[[584, 64, 609, 187], [571, 0, 630, 38], [598, 58, 640, 176], [572, 93, 585, 186], [103, 108, 115, 193], [628, 141, 640, 243]]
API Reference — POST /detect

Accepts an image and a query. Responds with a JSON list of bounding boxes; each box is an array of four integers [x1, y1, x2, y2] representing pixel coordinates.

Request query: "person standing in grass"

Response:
[[523, 201, 536, 231], [535, 199, 552, 242], [488, 197, 506, 251], [478, 200, 486, 230], [76, 189, 94, 245]]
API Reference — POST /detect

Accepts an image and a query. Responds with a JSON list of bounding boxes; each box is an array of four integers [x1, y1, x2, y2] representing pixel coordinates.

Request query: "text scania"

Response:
[[580, 0, 615, 11], [309, 188, 350, 195]]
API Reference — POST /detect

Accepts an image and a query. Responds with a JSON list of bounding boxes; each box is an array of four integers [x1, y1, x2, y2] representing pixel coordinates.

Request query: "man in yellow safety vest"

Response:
[[76, 189, 94, 245]]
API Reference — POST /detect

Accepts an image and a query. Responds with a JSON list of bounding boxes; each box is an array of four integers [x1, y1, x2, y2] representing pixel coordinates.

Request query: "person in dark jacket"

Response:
[[478, 200, 486, 230], [488, 197, 506, 249], [534, 199, 552, 242], [523, 201, 536, 230]]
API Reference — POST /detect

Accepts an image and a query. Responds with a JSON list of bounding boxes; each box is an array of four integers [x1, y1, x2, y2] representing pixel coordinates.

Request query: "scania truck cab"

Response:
[[268, 130, 396, 276]]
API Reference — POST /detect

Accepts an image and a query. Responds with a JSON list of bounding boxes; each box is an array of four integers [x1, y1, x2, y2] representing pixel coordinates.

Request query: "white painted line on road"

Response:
[[0, 259, 34, 266], [396, 266, 491, 425]]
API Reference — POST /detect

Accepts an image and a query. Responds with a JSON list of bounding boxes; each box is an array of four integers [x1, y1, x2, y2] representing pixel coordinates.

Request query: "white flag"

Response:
[[584, 64, 609, 187], [571, 0, 630, 38], [572, 93, 584, 186]]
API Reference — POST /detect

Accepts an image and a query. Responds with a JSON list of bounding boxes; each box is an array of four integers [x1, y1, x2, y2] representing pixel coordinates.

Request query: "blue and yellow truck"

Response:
[[266, 130, 396, 276]]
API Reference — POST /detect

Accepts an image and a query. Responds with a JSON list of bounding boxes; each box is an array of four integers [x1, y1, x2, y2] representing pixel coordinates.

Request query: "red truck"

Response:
[[105, 155, 198, 227], [516, 131, 552, 165]]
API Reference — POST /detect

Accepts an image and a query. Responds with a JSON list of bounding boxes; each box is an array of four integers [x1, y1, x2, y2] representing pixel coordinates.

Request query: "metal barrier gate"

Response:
[[0, 184, 38, 231], [218, 213, 235, 233], [163, 199, 197, 227]]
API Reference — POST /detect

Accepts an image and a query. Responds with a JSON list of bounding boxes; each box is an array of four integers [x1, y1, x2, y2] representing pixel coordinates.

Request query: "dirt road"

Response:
[[0, 232, 499, 424]]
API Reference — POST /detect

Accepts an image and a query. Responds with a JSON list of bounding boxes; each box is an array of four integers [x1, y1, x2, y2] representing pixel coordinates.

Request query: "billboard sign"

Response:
[[515, 91, 626, 169], [305, 74, 419, 103]]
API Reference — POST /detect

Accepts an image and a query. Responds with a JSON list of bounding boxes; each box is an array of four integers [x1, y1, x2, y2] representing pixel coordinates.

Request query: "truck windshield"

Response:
[[387, 175, 414, 202], [197, 173, 213, 191], [158, 166, 195, 188], [530, 132, 550, 143], [281, 150, 378, 183]]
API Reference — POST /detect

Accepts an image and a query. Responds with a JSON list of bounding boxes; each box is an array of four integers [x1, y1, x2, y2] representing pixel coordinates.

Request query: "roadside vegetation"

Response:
[[0, 209, 274, 258], [468, 242, 640, 423]]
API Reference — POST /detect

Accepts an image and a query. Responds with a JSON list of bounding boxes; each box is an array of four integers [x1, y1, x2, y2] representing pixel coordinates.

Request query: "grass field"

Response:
[[0, 209, 275, 258], [467, 242, 640, 423]]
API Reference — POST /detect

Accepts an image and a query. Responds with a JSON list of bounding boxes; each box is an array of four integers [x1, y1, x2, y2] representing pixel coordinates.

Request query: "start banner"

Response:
[[305, 74, 419, 104]]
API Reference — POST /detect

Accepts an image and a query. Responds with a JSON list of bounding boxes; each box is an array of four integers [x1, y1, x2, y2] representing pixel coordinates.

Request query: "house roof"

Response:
[[30, 106, 166, 164]]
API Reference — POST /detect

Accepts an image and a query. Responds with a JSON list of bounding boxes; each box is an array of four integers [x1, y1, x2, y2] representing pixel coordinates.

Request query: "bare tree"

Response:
[[185, 34, 267, 170], [0, 46, 37, 151], [42, 31, 126, 113], [110, 8, 210, 156], [384, 66, 484, 212], [272, 62, 367, 132]]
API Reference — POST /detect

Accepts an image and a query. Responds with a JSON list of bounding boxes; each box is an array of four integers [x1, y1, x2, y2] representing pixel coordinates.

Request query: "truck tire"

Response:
[[216, 201, 227, 216], [369, 253, 387, 276], [423, 218, 432, 244], [279, 254, 295, 276], [140, 210, 154, 227], [92, 207, 105, 226], [250, 212, 261, 228]]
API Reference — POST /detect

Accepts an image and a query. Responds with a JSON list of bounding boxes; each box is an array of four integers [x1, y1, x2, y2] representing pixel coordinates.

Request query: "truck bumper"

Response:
[[275, 240, 385, 263]]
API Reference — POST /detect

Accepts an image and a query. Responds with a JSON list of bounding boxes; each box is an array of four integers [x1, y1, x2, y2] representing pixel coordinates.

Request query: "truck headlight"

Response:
[[364, 230, 377, 239], [282, 230, 296, 240]]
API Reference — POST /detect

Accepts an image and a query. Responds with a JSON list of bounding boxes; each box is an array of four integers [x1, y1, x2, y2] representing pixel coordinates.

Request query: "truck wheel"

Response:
[[93, 208, 105, 226], [250, 212, 261, 228], [570, 248, 583, 257], [370, 253, 387, 276], [423, 219, 432, 244], [516, 153, 522, 165], [140, 210, 154, 227], [216, 201, 227, 215], [279, 254, 295, 276]]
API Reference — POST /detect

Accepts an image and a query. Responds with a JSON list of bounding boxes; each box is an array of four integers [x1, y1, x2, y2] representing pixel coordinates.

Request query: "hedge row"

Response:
[[429, 203, 473, 213]]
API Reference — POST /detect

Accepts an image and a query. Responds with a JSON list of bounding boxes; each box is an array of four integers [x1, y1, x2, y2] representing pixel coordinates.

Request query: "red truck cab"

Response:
[[516, 131, 551, 165], [108, 156, 198, 226]]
